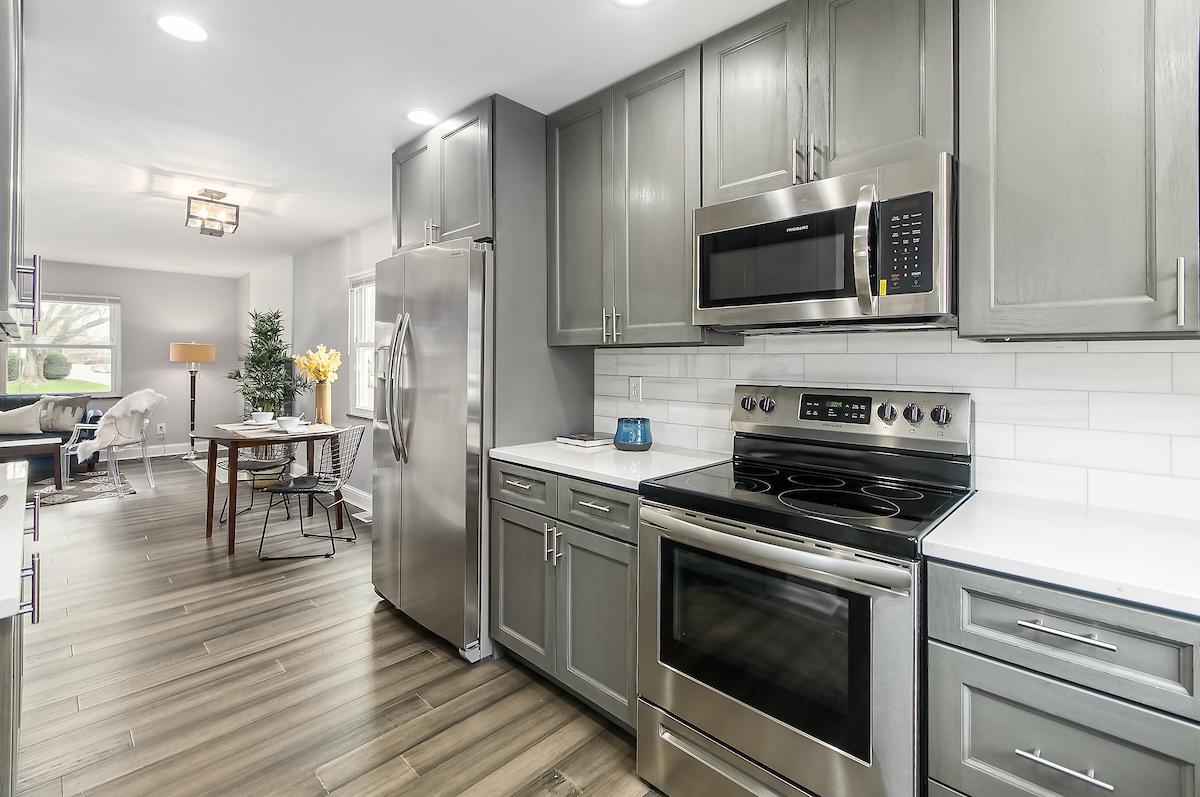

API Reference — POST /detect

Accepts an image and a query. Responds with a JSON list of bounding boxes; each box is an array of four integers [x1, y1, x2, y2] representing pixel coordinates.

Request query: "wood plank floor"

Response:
[[17, 459, 655, 797]]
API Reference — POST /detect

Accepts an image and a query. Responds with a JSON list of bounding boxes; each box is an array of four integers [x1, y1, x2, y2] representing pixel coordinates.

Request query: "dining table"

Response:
[[191, 422, 344, 555]]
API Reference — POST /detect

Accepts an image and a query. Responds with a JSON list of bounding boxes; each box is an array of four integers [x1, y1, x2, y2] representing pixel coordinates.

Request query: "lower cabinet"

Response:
[[490, 500, 637, 727]]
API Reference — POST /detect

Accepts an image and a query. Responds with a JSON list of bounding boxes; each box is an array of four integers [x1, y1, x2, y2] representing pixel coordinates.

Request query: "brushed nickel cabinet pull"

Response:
[[612, 307, 621, 340], [19, 553, 39, 624], [24, 495, 38, 541], [543, 523, 553, 562], [1016, 619, 1117, 652], [808, 134, 822, 182], [578, 500, 611, 513], [602, 308, 610, 344], [1178, 256, 1187, 327], [554, 528, 563, 564], [504, 479, 533, 491], [1015, 748, 1114, 791], [791, 137, 800, 185]]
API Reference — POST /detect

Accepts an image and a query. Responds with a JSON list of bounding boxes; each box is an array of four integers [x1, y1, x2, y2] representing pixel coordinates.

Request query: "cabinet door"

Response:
[[701, 0, 807, 204], [392, 131, 439, 253], [555, 523, 637, 726], [613, 47, 704, 346], [490, 502, 555, 675], [806, 0, 954, 177], [438, 97, 493, 242], [958, 0, 1200, 338], [547, 89, 613, 346]]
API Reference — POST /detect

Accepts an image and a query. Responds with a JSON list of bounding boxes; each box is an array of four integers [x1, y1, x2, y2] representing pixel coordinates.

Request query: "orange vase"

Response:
[[315, 381, 332, 424]]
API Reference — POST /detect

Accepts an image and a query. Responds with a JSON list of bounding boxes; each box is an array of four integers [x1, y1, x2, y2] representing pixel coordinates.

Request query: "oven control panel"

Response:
[[733, 385, 972, 456]]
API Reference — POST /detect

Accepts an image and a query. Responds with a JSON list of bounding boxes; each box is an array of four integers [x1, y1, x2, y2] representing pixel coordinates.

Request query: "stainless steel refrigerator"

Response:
[[371, 233, 592, 661]]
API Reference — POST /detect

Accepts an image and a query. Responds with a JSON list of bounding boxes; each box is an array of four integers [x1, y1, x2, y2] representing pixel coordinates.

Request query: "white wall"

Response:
[[41, 259, 243, 449], [236, 255, 295, 347], [596, 331, 1200, 522], [292, 219, 390, 501]]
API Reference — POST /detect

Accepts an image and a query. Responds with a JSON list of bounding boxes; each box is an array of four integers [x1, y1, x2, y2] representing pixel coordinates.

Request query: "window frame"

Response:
[[4, 292, 122, 398], [347, 272, 375, 418]]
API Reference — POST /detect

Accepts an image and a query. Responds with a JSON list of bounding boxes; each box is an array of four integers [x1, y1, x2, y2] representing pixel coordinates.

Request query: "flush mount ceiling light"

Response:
[[185, 189, 239, 237], [609, 0, 657, 7], [156, 15, 208, 42], [406, 109, 439, 126]]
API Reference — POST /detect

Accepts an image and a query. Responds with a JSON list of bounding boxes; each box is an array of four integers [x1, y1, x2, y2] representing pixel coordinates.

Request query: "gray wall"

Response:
[[291, 219, 389, 497], [41, 259, 243, 449]]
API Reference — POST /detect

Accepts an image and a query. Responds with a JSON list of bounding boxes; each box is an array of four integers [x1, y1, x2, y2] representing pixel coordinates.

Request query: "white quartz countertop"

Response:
[[0, 463, 28, 619], [489, 441, 726, 492], [924, 490, 1200, 618]]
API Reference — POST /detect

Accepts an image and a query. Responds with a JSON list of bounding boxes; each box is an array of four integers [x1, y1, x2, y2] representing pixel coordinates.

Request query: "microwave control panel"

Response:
[[878, 191, 934, 295]]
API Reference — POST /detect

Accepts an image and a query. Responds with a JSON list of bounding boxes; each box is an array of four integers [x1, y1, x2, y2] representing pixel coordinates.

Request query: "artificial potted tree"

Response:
[[228, 309, 309, 417]]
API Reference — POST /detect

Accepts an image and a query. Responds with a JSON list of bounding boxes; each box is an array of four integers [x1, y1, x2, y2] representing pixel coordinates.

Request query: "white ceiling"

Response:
[[23, 0, 779, 278]]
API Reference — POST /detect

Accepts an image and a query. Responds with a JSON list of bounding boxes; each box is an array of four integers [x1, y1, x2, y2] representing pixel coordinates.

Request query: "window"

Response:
[[6, 294, 120, 396], [349, 274, 375, 416]]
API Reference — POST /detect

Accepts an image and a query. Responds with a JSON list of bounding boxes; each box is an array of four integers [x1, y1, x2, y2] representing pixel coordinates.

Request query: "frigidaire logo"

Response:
[[786, 225, 809, 233]]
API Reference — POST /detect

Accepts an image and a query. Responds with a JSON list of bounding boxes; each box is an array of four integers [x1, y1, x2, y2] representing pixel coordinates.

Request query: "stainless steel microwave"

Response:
[[693, 152, 955, 332]]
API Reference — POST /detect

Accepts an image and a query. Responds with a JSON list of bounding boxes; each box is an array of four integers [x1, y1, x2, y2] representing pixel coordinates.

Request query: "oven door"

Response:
[[638, 502, 920, 797]]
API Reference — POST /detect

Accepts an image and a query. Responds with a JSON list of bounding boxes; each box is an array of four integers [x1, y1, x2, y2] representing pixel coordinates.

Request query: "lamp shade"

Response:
[[170, 342, 216, 363]]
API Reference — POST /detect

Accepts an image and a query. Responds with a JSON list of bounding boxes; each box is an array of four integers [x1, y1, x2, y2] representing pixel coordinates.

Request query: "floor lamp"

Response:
[[170, 342, 217, 461]]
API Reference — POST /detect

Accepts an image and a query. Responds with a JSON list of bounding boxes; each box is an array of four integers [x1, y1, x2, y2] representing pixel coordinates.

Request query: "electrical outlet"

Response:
[[629, 376, 642, 402], [156, 423, 166, 436]]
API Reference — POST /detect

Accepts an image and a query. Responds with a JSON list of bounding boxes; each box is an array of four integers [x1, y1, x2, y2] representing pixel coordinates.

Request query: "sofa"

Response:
[[0, 393, 102, 472]]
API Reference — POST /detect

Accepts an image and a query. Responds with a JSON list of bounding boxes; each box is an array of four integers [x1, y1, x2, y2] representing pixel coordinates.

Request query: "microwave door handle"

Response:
[[853, 183, 878, 316], [640, 506, 912, 591]]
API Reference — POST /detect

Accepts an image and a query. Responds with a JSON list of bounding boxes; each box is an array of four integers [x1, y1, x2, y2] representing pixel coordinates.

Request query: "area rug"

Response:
[[28, 471, 135, 505]]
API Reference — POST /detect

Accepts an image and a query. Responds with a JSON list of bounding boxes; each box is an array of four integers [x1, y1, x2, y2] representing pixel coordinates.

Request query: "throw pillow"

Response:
[[0, 400, 44, 435], [40, 395, 90, 432]]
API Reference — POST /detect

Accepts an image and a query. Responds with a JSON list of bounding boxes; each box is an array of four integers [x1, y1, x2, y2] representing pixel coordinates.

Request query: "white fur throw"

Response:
[[76, 389, 167, 460]]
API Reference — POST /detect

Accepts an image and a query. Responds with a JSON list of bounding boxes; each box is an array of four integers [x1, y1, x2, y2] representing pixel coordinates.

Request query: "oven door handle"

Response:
[[853, 183, 878, 316], [640, 506, 912, 591]]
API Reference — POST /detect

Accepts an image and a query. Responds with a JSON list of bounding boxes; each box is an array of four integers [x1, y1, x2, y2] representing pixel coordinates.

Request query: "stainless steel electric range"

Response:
[[637, 384, 974, 797]]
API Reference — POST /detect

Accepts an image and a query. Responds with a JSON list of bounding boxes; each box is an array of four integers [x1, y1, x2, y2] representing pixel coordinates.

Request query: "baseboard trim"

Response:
[[341, 484, 372, 515]]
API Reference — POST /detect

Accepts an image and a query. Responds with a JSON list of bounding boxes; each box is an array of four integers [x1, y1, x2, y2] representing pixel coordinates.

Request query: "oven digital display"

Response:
[[800, 394, 871, 424]]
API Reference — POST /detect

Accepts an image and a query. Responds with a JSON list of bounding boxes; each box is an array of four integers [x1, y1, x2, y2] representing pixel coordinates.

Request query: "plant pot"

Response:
[[315, 381, 332, 424]]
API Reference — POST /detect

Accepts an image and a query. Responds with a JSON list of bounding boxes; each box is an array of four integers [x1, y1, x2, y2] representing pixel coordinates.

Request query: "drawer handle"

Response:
[[20, 553, 39, 625], [504, 479, 533, 491], [1015, 748, 1114, 792], [543, 523, 555, 562], [24, 495, 38, 542], [1016, 619, 1118, 652], [577, 500, 611, 514]]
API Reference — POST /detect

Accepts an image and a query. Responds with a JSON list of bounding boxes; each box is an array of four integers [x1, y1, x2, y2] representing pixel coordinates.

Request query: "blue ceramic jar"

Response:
[[614, 417, 652, 451]]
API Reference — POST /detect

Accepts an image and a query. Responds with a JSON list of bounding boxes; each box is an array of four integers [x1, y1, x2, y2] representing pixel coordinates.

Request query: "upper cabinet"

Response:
[[806, 0, 954, 178], [701, 2, 807, 204], [392, 97, 493, 253], [548, 49, 737, 347], [958, 0, 1200, 338]]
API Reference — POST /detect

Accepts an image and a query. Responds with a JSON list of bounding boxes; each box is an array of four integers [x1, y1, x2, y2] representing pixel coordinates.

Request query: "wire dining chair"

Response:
[[219, 441, 296, 524], [257, 426, 365, 560]]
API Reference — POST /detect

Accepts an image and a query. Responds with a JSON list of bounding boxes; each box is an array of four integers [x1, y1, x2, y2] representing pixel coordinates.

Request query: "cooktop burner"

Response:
[[642, 458, 970, 558]]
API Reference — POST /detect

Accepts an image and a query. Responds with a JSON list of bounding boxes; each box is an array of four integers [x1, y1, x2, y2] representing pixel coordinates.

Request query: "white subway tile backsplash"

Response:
[[728, 355, 805, 382], [969, 388, 1089, 428], [696, 379, 740, 404], [697, 427, 735, 455], [1088, 470, 1200, 522], [668, 401, 730, 429], [1089, 339, 1200, 353], [1090, 392, 1200, 437], [1171, 437, 1200, 479], [668, 354, 729, 379], [594, 395, 618, 418], [1017, 353, 1172, 393], [974, 422, 1016, 459], [952, 338, 1087, 354], [805, 354, 897, 384], [1173, 353, 1200, 394], [642, 377, 698, 402], [594, 375, 627, 397], [651, 421, 699, 450], [595, 352, 618, 375], [848, 330, 953, 353], [975, 457, 1089, 504], [764, 333, 848, 353], [1014, 426, 1171, 476], [617, 354, 669, 376], [616, 398, 669, 422], [898, 354, 1015, 388], [594, 415, 617, 434]]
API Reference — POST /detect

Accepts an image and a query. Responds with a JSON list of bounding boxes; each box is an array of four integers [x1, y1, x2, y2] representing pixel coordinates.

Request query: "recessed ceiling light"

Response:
[[406, 109, 439, 126], [609, 0, 657, 7], [156, 15, 208, 42]]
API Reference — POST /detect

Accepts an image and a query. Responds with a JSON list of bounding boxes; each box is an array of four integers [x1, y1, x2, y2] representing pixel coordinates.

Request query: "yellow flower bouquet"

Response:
[[293, 344, 342, 384]]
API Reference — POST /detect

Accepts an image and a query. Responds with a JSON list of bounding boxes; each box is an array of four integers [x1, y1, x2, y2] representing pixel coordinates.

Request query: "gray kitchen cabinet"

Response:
[[958, 0, 1200, 338], [490, 501, 556, 674], [547, 89, 612, 346], [392, 96, 494, 254], [554, 523, 637, 726], [701, 0, 807, 205], [806, 0, 954, 178]]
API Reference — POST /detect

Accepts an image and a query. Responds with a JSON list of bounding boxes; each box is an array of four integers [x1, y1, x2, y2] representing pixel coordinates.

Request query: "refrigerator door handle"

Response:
[[385, 312, 410, 463], [392, 312, 412, 463]]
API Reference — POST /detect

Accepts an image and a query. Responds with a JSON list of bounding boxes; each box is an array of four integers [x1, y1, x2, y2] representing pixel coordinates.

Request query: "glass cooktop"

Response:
[[640, 459, 971, 559]]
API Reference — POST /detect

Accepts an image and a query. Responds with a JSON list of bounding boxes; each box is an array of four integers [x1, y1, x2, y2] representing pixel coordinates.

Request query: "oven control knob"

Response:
[[740, 395, 758, 412], [877, 402, 898, 423], [903, 404, 924, 424], [931, 405, 953, 426], [758, 396, 776, 413]]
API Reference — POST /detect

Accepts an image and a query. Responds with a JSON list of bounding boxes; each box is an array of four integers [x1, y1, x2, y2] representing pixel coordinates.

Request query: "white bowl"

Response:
[[276, 416, 300, 431], [251, 411, 274, 424]]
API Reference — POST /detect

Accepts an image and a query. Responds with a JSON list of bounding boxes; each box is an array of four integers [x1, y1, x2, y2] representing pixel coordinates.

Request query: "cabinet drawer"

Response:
[[929, 562, 1200, 720], [489, 461, 556, 514], [556, 477, 637, 544], [929, 641, 1200, 797]]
